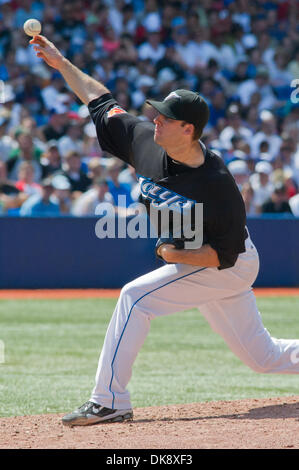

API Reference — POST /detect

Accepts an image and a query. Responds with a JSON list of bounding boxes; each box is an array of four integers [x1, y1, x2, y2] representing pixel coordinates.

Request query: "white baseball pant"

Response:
[[91, 234, 299, 409]]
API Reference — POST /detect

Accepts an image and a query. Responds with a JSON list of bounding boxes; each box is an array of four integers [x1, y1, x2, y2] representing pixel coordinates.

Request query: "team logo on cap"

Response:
[[164, 91, 181, 102]]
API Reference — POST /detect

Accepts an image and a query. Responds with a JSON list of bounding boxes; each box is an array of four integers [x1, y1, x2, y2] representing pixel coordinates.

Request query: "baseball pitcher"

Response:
[[31, 35, 299, 426]]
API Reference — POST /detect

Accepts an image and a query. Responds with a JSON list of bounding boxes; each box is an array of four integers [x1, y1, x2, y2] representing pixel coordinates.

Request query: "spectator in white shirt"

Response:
[[267, 50, 293, 89], [58, 122, 84, 159], [250, 110, 282, 160], [209, 32, 240, 72], [71, 177, 114, 217], [189, 28, 220, 68], [236, 66, 278, 112], [250, 161, 275, 213], [172, 26, 202, 71], [0, 117, 17, 162], [227, 159, 250, 191], [219, 105, 253, 151], [14, 32, 42, 68], [41, 74, 66, 111], [138, 30, 166, 64], [131, 75, 155, 109]]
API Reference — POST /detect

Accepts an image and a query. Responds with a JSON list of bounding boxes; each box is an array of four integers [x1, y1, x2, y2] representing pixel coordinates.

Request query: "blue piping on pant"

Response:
[[109, 267, 207, 408]]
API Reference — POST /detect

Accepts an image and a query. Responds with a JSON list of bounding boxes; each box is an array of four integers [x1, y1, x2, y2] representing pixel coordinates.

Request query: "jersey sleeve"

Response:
[[88, 93, 141, 166], [208, 216, 245, 270], [206, 178, 247, 270]]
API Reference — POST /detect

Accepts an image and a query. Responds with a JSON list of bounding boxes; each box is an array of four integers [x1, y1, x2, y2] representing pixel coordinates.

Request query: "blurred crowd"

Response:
[[0, 0, 299, 217]]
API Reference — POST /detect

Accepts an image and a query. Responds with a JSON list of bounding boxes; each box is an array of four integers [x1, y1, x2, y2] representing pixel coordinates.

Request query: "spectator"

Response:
[[236, 66, 278, 112], [261, 182, 293, 214], [42, 109, 69, 141], [208, 29, 240, 72], [0, 17, 12, 62], [50, 174, 72, 215], [268, 49, 293, 88], [58, 121, 84, 158], [0, 160, 25, 215], [15, 161, 41, 197], [141, 0, 161, 33], [208, 90, 227, 129], [1, 83, 22, 131], [155, 44, 185, 82], [250, 111, 282, 160], [197, 77, 221, 106], [172, 26, 201, 72], [115, 90, 133, 111], [241, 182, 257, 215], [40, 140, 62, 179], [72, 177, 114, 216], [187, 27, 219, 69], [20, 116, 47, 151], [82, 119, 102, 159], [118, 164, 140, 202], [20, 177, 60, 217], [279, 140, 297, 173], [13, 0, 43, 28], [219, 104, 253, 151], [138, 30, 166, 64], [227, 160, 250, 191], [0, 116, 17, 162], [229, 60, 251, 88], [7, 128, 43, 182], [0, 160, 19, 197], [102, 25, 120, 56], [15, 31, 42, 68], [61, 150, 92, 193], [285, 171, 298, 199], [247, 47, 265, 78], [41, 73, 66, 111], [138, 102, 159, 122], [114, 33, 138, 64], [156, 67, 178, 98], [105, 157, 135, 207], [87, 157, 104, 184], [120, 5, 138, 36], [277, 168, 297, 200], [0, 0, 297, 220], [250, 161, 274, 214], [131, 75, 155, 109]]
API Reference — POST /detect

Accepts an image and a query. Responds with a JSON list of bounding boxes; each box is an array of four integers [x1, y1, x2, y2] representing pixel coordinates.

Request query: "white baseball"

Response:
[[23, 19, 42, 37]]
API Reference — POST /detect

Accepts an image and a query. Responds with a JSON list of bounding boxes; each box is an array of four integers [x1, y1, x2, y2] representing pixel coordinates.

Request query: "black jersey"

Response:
[[88, 93, 248, 270]]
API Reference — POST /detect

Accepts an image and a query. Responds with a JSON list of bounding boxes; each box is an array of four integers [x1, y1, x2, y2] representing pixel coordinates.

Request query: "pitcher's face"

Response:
[[153, 113, 189, 148]]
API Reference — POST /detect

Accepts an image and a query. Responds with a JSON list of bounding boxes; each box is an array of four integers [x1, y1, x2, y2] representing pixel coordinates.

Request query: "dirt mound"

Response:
[[1, 396, 299, 449]]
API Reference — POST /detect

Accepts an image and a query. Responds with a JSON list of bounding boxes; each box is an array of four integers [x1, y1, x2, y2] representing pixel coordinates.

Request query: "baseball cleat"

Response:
[[62, 401, 133, 427]]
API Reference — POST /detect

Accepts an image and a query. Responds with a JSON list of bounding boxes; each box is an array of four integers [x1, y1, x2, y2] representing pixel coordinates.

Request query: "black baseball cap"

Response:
[[146, 89, 210, 131]]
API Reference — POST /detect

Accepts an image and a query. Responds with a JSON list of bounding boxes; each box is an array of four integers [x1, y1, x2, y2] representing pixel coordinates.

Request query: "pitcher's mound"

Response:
[[1, 396, 299, 449]]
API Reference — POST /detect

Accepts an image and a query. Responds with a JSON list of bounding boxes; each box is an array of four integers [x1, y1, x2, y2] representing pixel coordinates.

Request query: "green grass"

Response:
[[0, 296, 298, 417]]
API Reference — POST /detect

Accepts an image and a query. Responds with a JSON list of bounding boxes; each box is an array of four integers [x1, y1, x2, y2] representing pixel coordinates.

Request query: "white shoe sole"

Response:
[[62, 409, 133, 427]]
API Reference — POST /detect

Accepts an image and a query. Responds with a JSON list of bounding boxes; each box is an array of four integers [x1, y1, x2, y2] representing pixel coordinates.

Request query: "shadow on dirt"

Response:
[[133, 402, 299, 423]]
